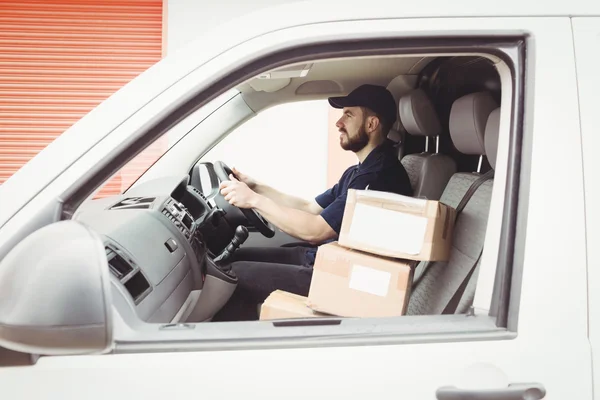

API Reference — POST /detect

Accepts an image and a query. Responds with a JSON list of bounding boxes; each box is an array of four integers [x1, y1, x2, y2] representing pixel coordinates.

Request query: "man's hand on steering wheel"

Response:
[[212, 161, 275, 238], [219, 174, 259, 209], [231, 167, 258, 191]]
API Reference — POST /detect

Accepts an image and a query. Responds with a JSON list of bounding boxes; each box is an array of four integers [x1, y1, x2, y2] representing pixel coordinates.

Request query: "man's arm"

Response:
[[253, 196, 335, 243], [254, 184, 323, 215], [233, 167, 322, 215], [220, 176, 335, 243]]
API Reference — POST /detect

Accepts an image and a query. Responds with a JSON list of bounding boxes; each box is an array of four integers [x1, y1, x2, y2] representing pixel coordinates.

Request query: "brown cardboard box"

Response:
[[307, 242, 414, 318], [338, 189, 455, 261], [259, 290, 329, 320]]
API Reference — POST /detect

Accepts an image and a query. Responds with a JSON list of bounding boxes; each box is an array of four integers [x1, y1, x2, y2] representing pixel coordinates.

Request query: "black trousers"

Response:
[[212, 246, 314, 321]]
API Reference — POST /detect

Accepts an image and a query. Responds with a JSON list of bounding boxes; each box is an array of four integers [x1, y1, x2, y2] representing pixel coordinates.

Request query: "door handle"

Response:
[[436, 383, 546, 400]]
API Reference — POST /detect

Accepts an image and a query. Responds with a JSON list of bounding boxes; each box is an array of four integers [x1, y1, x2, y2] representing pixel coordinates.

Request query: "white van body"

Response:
[[0, 1, 599, 399]]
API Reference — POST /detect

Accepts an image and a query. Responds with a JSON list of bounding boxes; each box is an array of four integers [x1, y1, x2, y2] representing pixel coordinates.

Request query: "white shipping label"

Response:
[[356, 190, 428, 207], [349, 265, 392, 297], [348, 203, 428, 255]]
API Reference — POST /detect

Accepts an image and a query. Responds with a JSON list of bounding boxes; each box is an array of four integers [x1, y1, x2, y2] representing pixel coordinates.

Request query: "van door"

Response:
[[573, 16, 600, 397], [0, 15, 592, 400]]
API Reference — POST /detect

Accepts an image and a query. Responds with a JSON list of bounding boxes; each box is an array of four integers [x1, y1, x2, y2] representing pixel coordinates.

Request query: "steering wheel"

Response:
[[212, 161, 275, 238]]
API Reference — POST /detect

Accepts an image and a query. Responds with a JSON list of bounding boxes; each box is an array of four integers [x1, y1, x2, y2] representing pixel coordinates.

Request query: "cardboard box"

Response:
[[259, 290, 328, 320], [307, 242, 414, 318], [339, 189, 455, 261]]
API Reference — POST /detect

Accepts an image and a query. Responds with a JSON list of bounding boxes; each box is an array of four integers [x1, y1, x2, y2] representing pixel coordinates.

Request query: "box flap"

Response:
[[260, 290, 327, 320], [314, 243, 415, 277]]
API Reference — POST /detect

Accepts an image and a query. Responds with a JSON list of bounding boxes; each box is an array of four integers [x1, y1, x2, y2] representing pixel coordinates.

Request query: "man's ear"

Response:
[[366, 115, 381, 134]]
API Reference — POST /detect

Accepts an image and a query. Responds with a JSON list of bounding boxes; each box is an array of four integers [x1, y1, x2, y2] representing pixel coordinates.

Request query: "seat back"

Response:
[[399, 89, 457, 200], [448, 106, 501, 312], [448, 106, 502, 312], [407, 92, 498, 315]]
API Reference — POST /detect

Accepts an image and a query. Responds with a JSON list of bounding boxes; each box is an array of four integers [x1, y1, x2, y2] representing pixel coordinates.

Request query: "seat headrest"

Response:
[[385, 76, 409, 144], [484, 108, 501, 170], [449, 92, 498, 155], [398, 89, 441, 137]]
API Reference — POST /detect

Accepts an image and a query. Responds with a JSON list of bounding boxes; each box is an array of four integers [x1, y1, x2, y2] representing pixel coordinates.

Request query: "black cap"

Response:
[[328, 84, 396, 126]]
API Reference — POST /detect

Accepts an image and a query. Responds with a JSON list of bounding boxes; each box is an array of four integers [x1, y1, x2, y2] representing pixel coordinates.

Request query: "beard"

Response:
[[340, 123, 369, 152]]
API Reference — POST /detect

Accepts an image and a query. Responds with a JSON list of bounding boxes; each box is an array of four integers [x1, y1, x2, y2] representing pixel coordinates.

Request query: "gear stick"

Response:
[[213, 225, 249, 266]]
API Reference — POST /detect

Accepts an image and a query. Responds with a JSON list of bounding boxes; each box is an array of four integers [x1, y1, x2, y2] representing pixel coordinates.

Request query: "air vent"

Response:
[[162, 208, 178, 225], [105, 247, 115, 258], [110, 197, 156, 210], [162, 208, 191, 240], [124, 271, 151, 304], [106, 248, 134, 279]]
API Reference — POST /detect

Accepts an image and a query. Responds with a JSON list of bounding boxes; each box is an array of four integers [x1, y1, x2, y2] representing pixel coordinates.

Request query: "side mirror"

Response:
[[0, 220, 112, 356]]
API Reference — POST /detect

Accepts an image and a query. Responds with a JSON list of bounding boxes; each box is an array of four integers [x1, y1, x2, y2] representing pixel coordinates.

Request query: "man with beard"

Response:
[[213, 84, 413, 321]]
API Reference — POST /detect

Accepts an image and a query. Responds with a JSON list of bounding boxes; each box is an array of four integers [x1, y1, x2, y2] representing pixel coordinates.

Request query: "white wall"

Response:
[[167, 0, 332, 198], [201, 100, 329, 199]]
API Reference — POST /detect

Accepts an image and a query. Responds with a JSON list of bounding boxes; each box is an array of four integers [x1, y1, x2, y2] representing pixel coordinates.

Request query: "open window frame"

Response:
[[60, 34, 529, 354]]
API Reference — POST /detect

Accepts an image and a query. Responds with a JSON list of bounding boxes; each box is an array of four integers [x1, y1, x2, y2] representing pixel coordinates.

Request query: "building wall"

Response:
[[0, 0, 164, 196], [0, 0, 355, 199]]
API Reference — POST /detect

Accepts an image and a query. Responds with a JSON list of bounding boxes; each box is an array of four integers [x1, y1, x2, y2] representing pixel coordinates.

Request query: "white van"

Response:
[[1, 1, 599, 398]]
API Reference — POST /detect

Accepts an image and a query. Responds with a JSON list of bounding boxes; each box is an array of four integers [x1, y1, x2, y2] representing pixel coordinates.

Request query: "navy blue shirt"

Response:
[[304, 140, 413, 266]]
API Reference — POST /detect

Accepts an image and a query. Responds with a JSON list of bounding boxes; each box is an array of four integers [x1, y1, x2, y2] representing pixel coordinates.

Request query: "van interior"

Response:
[[74, 52, 505, 326]]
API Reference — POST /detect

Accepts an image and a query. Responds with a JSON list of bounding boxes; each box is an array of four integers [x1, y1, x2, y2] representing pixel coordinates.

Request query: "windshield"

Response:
[[94, 136, 169, 199], [92, 89, 240, 199]]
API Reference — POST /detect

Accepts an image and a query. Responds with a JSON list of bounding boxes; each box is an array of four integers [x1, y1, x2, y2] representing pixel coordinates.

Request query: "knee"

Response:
[[229, 262, 255, 290]]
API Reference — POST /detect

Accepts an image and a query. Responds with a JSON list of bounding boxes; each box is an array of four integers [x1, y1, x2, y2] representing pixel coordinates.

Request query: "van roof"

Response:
[[240, 0, 600, 24]]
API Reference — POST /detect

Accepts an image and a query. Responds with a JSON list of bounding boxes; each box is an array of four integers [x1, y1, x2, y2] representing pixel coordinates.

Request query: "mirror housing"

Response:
[[0, 221, 112, 356]]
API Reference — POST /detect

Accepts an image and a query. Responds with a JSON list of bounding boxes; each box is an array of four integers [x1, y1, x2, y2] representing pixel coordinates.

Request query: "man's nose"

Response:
[[336, 118, 343, 129]]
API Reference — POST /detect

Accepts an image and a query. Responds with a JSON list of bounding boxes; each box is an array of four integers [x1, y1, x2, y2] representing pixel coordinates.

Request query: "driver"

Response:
[[212, 84, 413, 321]]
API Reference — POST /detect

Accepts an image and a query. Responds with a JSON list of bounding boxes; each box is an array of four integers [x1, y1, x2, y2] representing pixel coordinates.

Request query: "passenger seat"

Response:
[[447, 106, 502, 312], [399, 89, 456, 200], [407, 92, 498, 315]]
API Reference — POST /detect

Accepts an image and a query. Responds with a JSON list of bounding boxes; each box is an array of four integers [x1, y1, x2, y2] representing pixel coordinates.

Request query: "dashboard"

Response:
[[74, 175, 238, 324]]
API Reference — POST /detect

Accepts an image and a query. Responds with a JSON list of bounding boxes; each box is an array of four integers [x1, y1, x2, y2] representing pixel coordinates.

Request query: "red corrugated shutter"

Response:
[[0, 0, 164, 197]]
